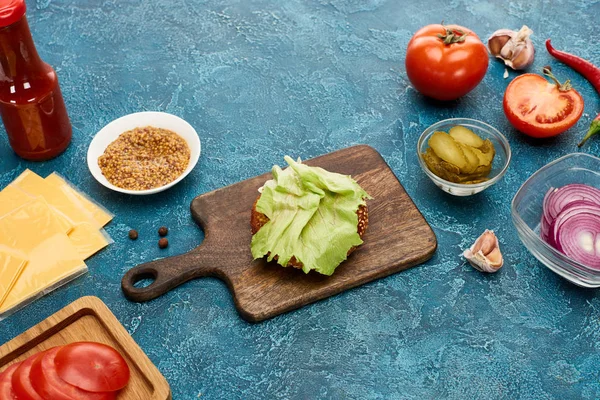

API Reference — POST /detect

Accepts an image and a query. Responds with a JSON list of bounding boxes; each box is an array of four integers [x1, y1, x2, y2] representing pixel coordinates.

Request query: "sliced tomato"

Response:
[[0, 362, 20, 399], [503, 73, 584, 138], [29, 347, 116, 400], [54, 342, 130, 393], [12, 352, 45, 400]]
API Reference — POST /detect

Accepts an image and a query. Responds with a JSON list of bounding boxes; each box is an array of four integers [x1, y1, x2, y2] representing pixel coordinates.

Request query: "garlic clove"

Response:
[[488, 32, 512, 56], [463, 230, 504, 273], [499, 43, 514, 61], [515, 25, 534, 42], [507, 42, 535, 70], [487, 25, 534, 70], [485, 247, 503, 266], [472, 230, 496, 255]]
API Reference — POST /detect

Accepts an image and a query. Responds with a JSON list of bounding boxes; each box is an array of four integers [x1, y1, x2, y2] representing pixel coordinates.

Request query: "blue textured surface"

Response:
[[1, 0, 600, 398]]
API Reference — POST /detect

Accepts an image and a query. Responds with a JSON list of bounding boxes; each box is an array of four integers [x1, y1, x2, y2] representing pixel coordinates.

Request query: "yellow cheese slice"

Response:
[[0, 185, 32, 217], [45, 173, 113, 227], [13, 170, 100, 230], [0, 199, 86, 315], [0, 186, 72, 234], [68, 222, 110, 260], [0, 249, 27, 307]]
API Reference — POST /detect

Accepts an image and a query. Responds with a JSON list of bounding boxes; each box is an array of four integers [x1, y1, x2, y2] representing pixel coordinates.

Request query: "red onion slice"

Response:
[[546, 184, 600, 221], [542, 186, 556, 226], [555, 213, 600, 269], [552, 201, 600, 247], [540, 184, 600, 270], [540, 213, 551, 242]]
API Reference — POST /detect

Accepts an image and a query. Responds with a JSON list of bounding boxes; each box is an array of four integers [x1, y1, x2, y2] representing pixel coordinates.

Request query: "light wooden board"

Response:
[[0, 296, 171, 400], [122, 145, 437, 322]]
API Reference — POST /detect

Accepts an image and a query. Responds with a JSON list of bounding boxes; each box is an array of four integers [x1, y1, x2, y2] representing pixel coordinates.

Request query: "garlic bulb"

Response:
[[463, 230, 504, 273], [488, 26, 535, 70]]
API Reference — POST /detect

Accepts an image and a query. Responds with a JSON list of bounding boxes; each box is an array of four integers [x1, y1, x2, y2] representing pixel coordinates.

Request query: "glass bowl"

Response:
[[417, 118, 511, 196], [511, 153, 600, 287]]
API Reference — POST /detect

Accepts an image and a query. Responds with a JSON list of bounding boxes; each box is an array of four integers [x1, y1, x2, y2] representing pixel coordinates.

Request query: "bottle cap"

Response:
[[0, 0, 26, 28]]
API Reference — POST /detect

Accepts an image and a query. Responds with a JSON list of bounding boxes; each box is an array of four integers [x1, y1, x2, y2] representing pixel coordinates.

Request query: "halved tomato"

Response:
[[29, 347, 116, 400], [503, 72, 584, 138], [12, 353, 45, 400], [0, 362, 20, 399], [54, 342, 130, 393]]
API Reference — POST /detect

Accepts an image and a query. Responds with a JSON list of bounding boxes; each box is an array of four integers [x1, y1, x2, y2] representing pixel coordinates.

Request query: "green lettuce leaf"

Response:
[[251, 156, 372, 275]]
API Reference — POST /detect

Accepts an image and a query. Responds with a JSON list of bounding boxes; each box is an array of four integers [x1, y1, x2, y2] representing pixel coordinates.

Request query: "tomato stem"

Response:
[[543, 66, 573, 92], [437, 27, 468, 45]]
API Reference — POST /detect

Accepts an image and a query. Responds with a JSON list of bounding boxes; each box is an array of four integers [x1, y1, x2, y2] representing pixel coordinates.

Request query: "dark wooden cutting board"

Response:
[[122, 145, 437, 322]]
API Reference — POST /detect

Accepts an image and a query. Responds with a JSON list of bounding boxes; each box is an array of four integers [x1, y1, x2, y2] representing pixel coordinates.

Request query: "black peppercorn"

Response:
[[128, 229, 138, 240], [158, 238, 169, 249], [158, 226, 168, 237]]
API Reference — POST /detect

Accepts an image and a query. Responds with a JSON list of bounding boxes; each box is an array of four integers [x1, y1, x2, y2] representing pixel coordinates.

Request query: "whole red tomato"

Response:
[[405, 24, 489, 101]]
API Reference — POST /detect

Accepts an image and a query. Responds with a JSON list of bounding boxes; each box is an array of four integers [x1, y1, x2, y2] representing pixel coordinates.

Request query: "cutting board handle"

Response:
[[121, 252, 213, 302]]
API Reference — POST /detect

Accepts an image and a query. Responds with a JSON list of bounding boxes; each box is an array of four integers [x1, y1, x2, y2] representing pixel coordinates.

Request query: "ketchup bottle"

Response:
[[0, 0, 72, 161]]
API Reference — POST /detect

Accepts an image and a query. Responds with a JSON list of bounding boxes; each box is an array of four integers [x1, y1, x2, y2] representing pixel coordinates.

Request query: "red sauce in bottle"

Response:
[[0, 0, 71, 161]]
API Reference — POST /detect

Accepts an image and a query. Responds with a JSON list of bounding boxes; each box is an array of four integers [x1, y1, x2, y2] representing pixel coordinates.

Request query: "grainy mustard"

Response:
[[98, 126, 190, 190]]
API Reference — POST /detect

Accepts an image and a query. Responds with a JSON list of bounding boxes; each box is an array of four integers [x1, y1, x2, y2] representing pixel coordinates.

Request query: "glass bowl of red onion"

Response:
[[512, 153, 600, 287]]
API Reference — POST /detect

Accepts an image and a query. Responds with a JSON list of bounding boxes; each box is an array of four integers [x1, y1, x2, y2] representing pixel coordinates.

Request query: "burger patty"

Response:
[[250, 195, 369, 269]]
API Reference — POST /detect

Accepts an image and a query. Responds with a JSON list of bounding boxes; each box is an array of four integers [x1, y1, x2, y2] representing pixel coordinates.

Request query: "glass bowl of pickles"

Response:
[[417, 118, 511, 196]]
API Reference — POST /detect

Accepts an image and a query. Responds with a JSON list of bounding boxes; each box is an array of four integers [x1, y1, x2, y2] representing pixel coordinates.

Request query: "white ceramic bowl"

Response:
[[87, 112, 201, 195]]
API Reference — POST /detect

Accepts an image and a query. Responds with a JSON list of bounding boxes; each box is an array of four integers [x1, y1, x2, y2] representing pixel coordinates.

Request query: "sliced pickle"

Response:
[[479, 139, 496, 158], [423, 126, 496, 185], [428, 131, 468, 171], [457, 143, 480, 174], [449, 125, 484, 148], [426, 147, 441, 162], [439, 159, 461, 175], [422, 148, 456, 182], [441, 171, 463, 183], [422, 148, 449, 180], [421, 147, 441, 169], [471, 147, 490, 167], [425, 148, 461, 175], [471, 163, 492, 177], [475, 140, 495, 166], [453, 170, 490, 184]]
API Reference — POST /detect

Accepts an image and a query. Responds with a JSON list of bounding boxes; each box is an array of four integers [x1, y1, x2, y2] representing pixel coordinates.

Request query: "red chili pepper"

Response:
[[579, 113, 600, 147], [546, 39, 600, 147], [546, 39, 600, 93]]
